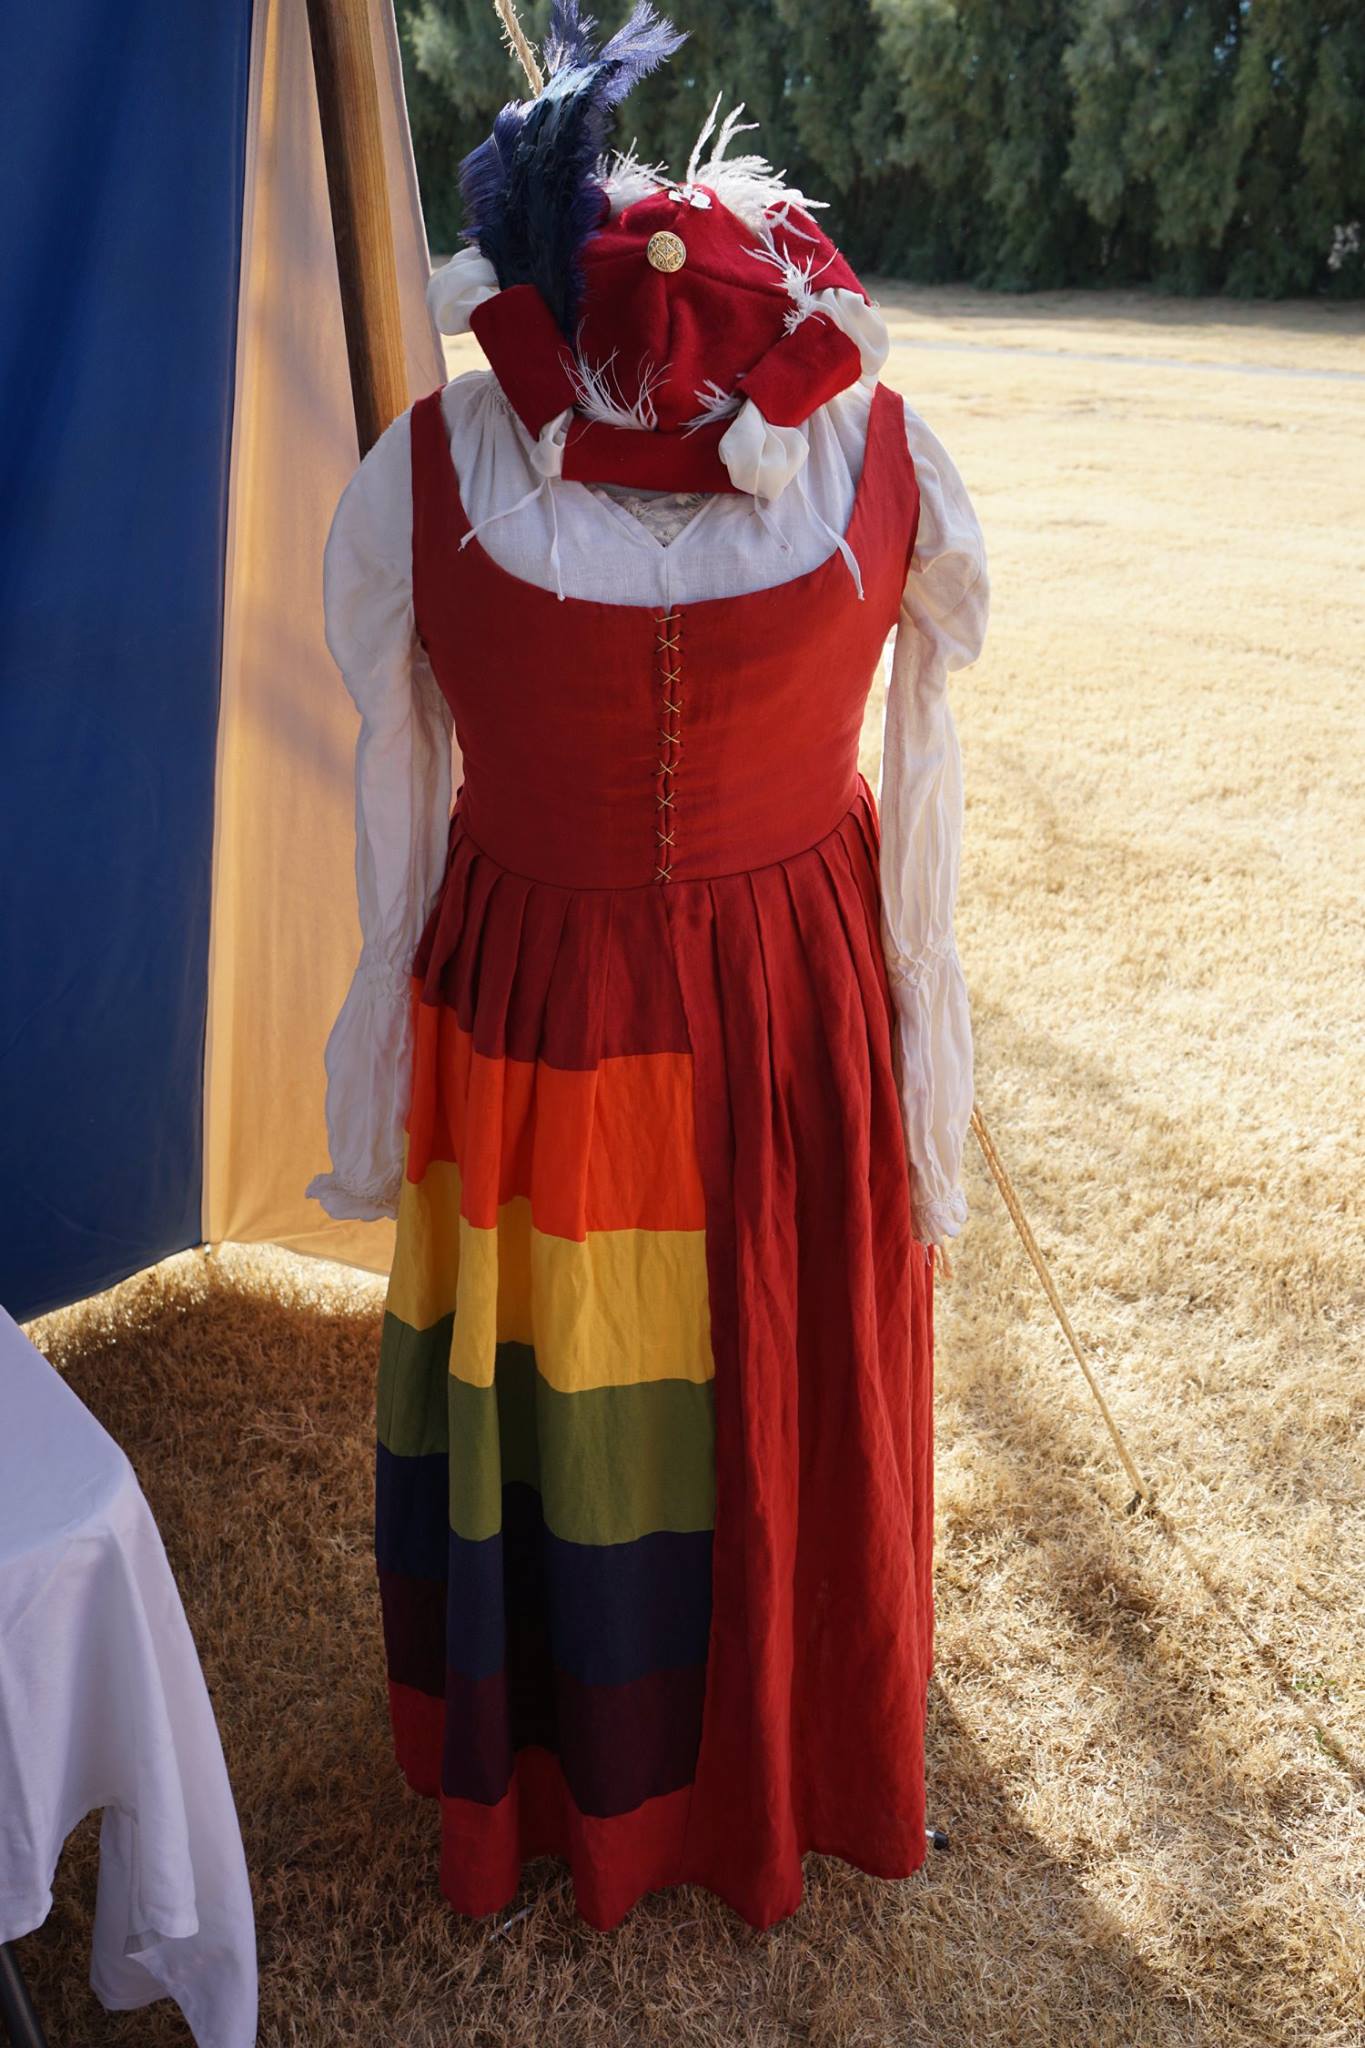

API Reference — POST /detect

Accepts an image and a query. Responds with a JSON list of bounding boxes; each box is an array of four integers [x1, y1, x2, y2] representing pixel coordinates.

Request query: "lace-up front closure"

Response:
[[653, 610, 683, 881], [409, 379, 919, 892]]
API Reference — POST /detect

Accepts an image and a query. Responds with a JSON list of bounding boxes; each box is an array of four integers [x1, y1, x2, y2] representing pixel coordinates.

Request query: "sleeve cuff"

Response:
[[882, 939, 974, 1249], [304, 1168, 400, 1223], [308, 950, 414, 1226], [909, 1182, 967, 1247]]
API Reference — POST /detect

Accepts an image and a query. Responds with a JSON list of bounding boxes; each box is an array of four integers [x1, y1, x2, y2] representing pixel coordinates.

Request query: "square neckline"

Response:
[[426, 377, 901, 617]]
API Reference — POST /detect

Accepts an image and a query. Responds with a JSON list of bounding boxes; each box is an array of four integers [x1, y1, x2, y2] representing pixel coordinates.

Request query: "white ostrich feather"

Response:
[[684, 95, 826, 233], [569, 347, 666, 430], [746, 225, 841, 329], [682, 379, 743, 434], [595, 104, 827, 239], [598, 143, 669, 214]]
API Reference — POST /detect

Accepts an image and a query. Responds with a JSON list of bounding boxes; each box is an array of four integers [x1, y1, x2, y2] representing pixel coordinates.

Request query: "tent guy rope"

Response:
[[968, 1105, 1153, 1509]]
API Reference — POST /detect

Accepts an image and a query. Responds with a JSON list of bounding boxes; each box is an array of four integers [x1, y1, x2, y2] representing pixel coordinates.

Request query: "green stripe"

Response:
[[377, 1314, 715, 1546], [377, 1309, 451, 1454]]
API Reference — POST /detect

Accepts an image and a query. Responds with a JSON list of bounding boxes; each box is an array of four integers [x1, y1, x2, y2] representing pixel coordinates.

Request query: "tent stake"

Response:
[[305, 0, 411, 456]]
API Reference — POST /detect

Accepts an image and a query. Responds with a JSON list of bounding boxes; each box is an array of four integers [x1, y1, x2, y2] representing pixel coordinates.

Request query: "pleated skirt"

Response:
[[375, 780, 936, 1931]]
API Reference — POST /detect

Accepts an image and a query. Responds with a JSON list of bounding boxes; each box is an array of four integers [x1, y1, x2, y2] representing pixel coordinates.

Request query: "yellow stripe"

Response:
[[387, 1157, 713, 1393]]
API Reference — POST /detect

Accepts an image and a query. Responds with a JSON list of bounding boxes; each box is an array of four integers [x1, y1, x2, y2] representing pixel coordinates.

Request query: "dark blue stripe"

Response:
[[375, 1442, 448, 1581], [376, 1461, 714, 1689], [448, 1480, 713, 1685]]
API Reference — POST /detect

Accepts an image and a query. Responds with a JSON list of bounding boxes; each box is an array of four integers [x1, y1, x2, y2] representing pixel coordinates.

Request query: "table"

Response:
[[0, 1305, 257, 2046]]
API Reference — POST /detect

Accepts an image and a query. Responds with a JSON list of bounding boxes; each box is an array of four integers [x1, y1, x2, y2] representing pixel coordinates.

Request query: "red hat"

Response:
[[461, 173, 872, 492], [580, 185, 866, 427], [431, 12, 889, 497]]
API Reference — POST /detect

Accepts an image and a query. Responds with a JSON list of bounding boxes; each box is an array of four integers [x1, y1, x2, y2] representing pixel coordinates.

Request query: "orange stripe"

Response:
[[405, 997, 705, 1239]]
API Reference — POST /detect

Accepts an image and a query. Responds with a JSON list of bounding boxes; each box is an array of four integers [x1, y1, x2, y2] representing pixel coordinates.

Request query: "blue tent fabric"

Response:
[[0, 3, 254, 1321]]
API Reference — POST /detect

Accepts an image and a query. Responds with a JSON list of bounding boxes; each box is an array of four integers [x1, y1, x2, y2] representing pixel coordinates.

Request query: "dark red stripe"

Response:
[[438, 1657, 705, 1818], [378, 1566, 445, 1699]]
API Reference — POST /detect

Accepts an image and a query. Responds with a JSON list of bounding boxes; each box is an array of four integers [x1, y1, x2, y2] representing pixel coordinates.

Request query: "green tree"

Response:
[[870, 0, 1101, 287], [396, 0, 557, 251], [396, 0, 906, 269], [397, 0, 1364, 294], [1064, 0, 1365, 295], [1227, 0, 1365, 296]]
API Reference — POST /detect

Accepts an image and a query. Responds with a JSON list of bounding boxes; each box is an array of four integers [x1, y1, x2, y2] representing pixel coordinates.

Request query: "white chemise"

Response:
[[306, 367, 989, 1245]]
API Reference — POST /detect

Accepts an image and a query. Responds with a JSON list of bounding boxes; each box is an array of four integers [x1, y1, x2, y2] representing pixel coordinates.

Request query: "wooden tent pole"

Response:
[[306, 0, 410, 457]]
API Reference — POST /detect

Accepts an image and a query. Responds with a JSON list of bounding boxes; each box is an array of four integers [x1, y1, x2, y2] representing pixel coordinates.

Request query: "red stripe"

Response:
[[392, 1697, 929, 1931], [440, 1748, 693, 1928]]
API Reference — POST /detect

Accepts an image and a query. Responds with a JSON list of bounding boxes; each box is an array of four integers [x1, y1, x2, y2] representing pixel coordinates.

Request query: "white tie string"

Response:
[[795, 466, 864, 599], [751, 494, 794, 555], [458, 471, 566, 601], [458, 473, 553, 551]]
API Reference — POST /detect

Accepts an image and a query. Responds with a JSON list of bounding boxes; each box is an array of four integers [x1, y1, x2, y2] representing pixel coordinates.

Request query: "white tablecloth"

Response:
[[0, 1304, 257, 2046]]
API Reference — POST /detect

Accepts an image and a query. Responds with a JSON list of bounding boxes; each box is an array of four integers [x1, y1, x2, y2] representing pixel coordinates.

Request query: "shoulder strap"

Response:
[[844, 379, 921, 588], [411, 383, 469, 525], [410, 385, 470, 642]]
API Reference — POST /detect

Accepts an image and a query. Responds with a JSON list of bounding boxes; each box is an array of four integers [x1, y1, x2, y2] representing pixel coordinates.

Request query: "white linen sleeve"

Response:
[[877, 400, 990, 1245], [304, 406, 459, 1222]]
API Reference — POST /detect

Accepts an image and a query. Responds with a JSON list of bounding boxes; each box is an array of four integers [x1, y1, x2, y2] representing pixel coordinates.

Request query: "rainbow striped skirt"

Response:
[[375, 792, 935, 1931]]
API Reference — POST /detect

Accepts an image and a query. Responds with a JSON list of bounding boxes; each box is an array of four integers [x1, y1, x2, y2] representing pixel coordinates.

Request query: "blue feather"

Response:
[[459, 3, 685, 336], [541, 1, 599, 75], [595, 4, 688, 101]]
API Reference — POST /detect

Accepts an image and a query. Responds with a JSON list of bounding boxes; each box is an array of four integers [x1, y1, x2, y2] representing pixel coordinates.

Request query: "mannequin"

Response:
[[307, 0, 988, 1932]]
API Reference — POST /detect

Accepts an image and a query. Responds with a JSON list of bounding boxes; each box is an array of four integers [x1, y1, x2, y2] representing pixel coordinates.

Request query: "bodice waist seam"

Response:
[[446, 780, 875, 897]]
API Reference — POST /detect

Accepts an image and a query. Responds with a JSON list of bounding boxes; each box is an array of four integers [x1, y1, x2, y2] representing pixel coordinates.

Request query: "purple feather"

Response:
[[459, 3, 685, 336]]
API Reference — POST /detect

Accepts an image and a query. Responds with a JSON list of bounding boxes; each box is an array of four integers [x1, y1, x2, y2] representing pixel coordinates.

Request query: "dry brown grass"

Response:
[[21, 286, 1365, 2046]]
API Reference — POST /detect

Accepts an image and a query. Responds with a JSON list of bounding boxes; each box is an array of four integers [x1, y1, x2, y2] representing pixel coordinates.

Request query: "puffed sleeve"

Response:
[[877, 400, 989, 1245], [304, 405, 459, 1221]]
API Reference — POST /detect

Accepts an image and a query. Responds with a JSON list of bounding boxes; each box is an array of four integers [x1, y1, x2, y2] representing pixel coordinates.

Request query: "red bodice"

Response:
[[410, 380, 920, 891]]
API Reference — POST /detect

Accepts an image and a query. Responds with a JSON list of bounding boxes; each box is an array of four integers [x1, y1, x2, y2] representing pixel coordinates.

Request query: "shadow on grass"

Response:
[[934, 1259, 1360, 2042]]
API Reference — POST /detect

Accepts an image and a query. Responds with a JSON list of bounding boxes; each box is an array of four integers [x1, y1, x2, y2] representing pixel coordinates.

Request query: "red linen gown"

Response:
[[374, 376, 936, 1931]]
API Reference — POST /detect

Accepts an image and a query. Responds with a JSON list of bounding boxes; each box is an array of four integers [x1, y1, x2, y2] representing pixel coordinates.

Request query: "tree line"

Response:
[[398, 0, 1364, 297]]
